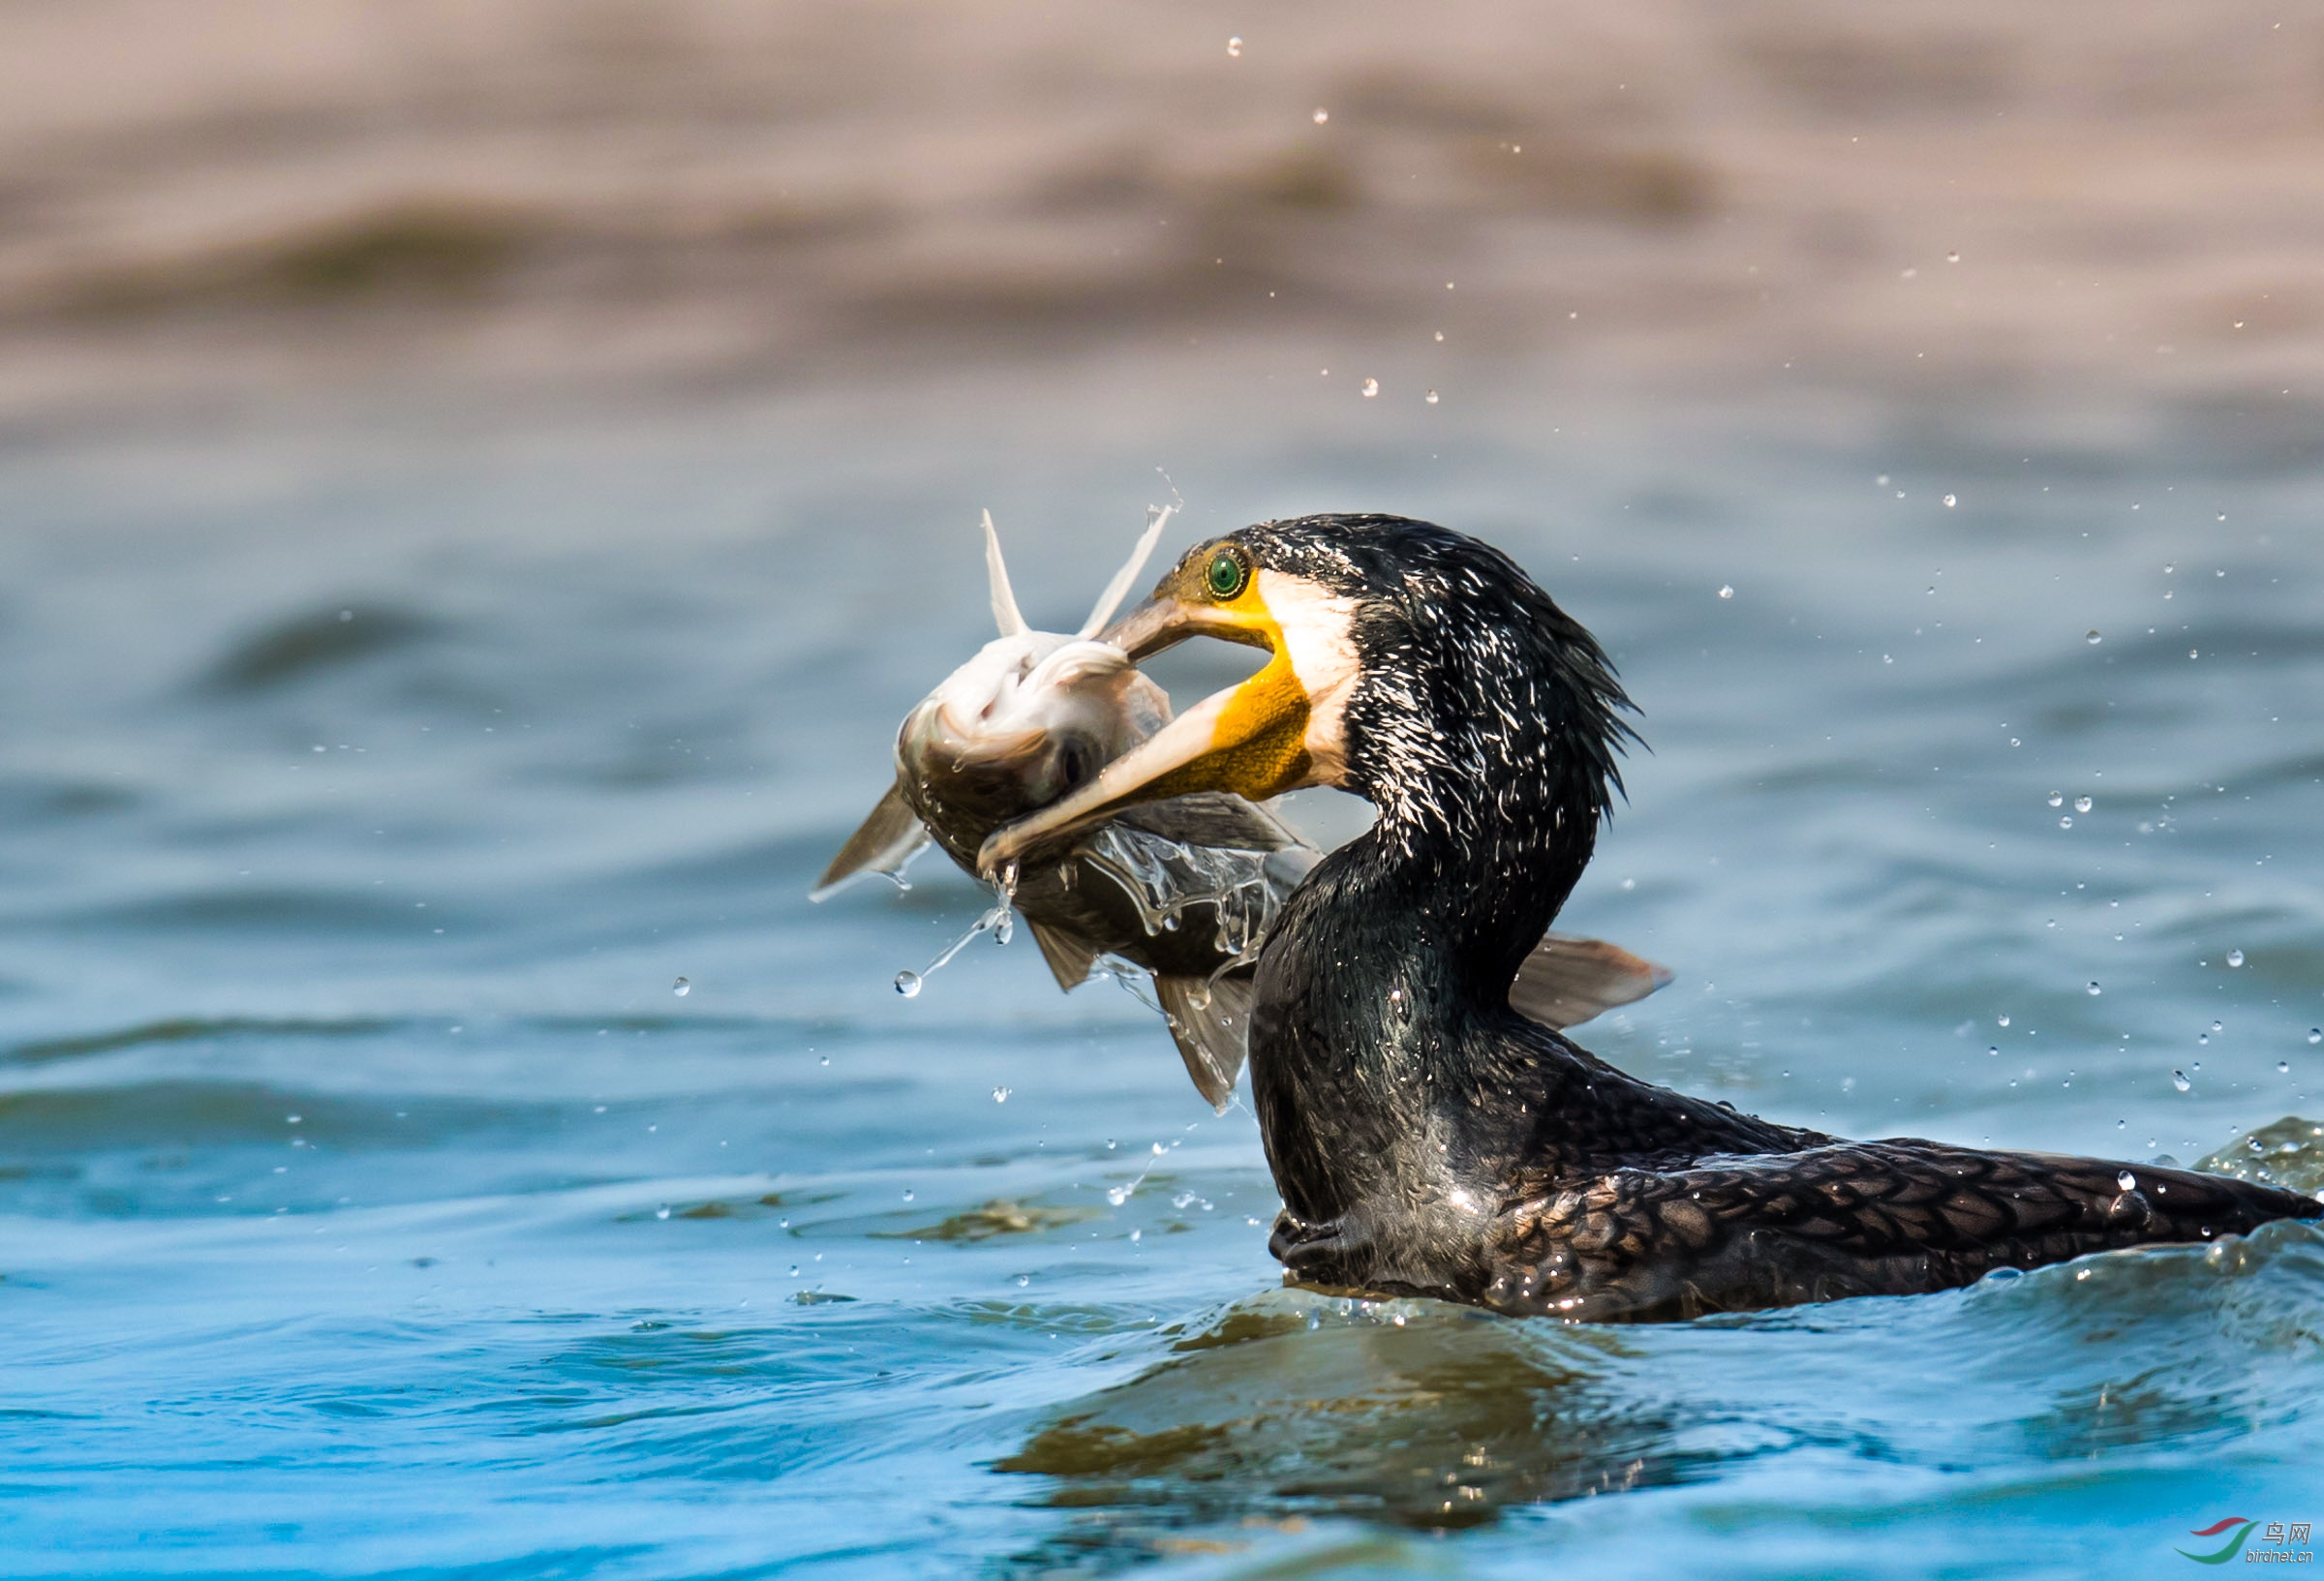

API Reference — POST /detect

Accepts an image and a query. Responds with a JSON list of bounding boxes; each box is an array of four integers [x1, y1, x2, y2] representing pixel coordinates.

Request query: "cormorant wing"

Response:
[[1493, 1140, 2320, 1322]]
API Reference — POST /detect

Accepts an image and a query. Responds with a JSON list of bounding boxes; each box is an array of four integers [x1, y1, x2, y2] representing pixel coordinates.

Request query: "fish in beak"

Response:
[[977, 536, 1361, 875], [811, 507, 1323, 1110]]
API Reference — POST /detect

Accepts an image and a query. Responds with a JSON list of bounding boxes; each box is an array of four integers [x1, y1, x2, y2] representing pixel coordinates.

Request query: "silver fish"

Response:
[[813, 510, 1670, 1110]]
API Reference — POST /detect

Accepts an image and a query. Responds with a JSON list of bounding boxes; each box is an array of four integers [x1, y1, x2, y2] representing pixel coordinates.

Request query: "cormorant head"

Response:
[[979, 513, 1634, 874]]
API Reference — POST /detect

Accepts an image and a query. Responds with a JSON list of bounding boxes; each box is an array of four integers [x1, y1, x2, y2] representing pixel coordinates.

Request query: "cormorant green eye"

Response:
[[1206, 549, 1247, 600]]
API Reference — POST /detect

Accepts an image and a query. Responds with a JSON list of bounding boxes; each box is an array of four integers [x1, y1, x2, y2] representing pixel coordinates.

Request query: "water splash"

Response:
[[2194, 1116, 2324, 1196], [892, 864, 1019, 999], [1103, 1137, 1182, 1207], [1079, 824, 1288, 970]]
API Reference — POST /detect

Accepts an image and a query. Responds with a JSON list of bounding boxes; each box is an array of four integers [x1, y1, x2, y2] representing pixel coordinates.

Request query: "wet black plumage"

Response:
[[1220, 514, 2318, 1321]]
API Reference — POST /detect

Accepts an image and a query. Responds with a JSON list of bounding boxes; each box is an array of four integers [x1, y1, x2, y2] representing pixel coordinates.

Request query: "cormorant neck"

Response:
[[1336, 587, 1631, 1002], [1353, 757, 1601, 1001]]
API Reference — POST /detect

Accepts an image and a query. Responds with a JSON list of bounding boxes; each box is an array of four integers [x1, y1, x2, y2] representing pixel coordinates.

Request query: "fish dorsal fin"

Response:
[[983, 509, 1028, 638], [1153, 970, 1251, 1113], [1027, 919, 1102, 991], [809, 780, 931, 900], [1078, 503, 1176, 638], [1507, 932, 1673, 1030]]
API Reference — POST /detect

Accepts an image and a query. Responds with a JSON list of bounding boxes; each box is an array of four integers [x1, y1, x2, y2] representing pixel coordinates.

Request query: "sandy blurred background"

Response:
[[3, 0, 2321, 437]]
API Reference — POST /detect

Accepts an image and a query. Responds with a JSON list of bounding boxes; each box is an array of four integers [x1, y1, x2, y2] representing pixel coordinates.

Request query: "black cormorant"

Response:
[[980, 514, 2320, 1322]]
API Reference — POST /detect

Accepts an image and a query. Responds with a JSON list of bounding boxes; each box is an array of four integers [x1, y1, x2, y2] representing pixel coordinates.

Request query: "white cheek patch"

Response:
[[1256, 570, 1361, 788]]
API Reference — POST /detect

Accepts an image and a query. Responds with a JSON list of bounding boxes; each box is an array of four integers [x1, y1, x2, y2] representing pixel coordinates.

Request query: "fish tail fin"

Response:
[[1507, 932, 1673, 1029]]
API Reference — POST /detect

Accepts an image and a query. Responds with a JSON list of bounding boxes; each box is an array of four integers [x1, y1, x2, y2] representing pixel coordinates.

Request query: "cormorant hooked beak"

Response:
[[977, 539, 1359, 874]]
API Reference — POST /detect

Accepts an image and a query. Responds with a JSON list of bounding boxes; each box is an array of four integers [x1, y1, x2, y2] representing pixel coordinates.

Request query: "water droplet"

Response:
[[2074, 796, 2093, 813], [2216, 512, 2226, 522], [1312, 106, 1329, 124], [1226, 35, 1241, 55], [2048, 792, 2064, 807], [1424, 388, 1440, 404], [1946, 251, 1961, 263], [2172, 1070, 2191, 1091], [1942, 494, 1957, 508], [788, 1265, 799, 1277], [992, 1086, 1011, 1104], [2309, 1029, 2320, 1044], [901, 1189, 914, 1201], [656, 1206, 671, 1220], [1718, 585, 1734, 599], [818, 1055, 829, 1067], [2279, 1060, 2291, 1074], [2227, 949, 2245, 967], [2059, 816, 2072, 829], [1361, 378, 1379, 398], [2087, 981, 2102, 995], [672, 976, 690, 996], [2117, 1171, 2136, 1191], [2085, 629, 2102, 645], [2197, 1034, 2209, 1046], [1987, 1046, 1999, 1056], [894, 970, 923, 997], [2211, 1020, 2222, 1033], [1998, 1016, 2011, 1027]]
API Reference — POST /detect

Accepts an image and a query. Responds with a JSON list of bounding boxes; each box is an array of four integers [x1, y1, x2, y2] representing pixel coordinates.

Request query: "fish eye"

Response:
[[1205, 548, 1248, 600]]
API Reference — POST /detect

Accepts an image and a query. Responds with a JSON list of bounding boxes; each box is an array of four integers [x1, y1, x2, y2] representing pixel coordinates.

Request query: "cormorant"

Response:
[[980, 513, 2320, 1322]]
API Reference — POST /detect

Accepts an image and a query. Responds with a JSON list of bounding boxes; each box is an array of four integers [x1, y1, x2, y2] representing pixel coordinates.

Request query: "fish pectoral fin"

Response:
[[809, 782, 930, 900], [1152, 971, 1252, 1113], [1027, 920, 1102, 991], [1507, 932, 1674, 1030]]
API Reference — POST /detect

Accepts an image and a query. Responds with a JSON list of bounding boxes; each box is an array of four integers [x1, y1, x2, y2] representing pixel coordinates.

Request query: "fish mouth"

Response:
[[975, 589, 1313, 872]]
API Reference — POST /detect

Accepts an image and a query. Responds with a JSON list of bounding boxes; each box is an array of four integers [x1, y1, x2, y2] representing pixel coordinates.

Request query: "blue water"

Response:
[[4, 364, 2321, 1577]]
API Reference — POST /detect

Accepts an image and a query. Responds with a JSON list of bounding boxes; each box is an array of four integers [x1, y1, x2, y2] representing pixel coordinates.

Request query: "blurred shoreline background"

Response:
[[4, 0, 2322, 442]]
